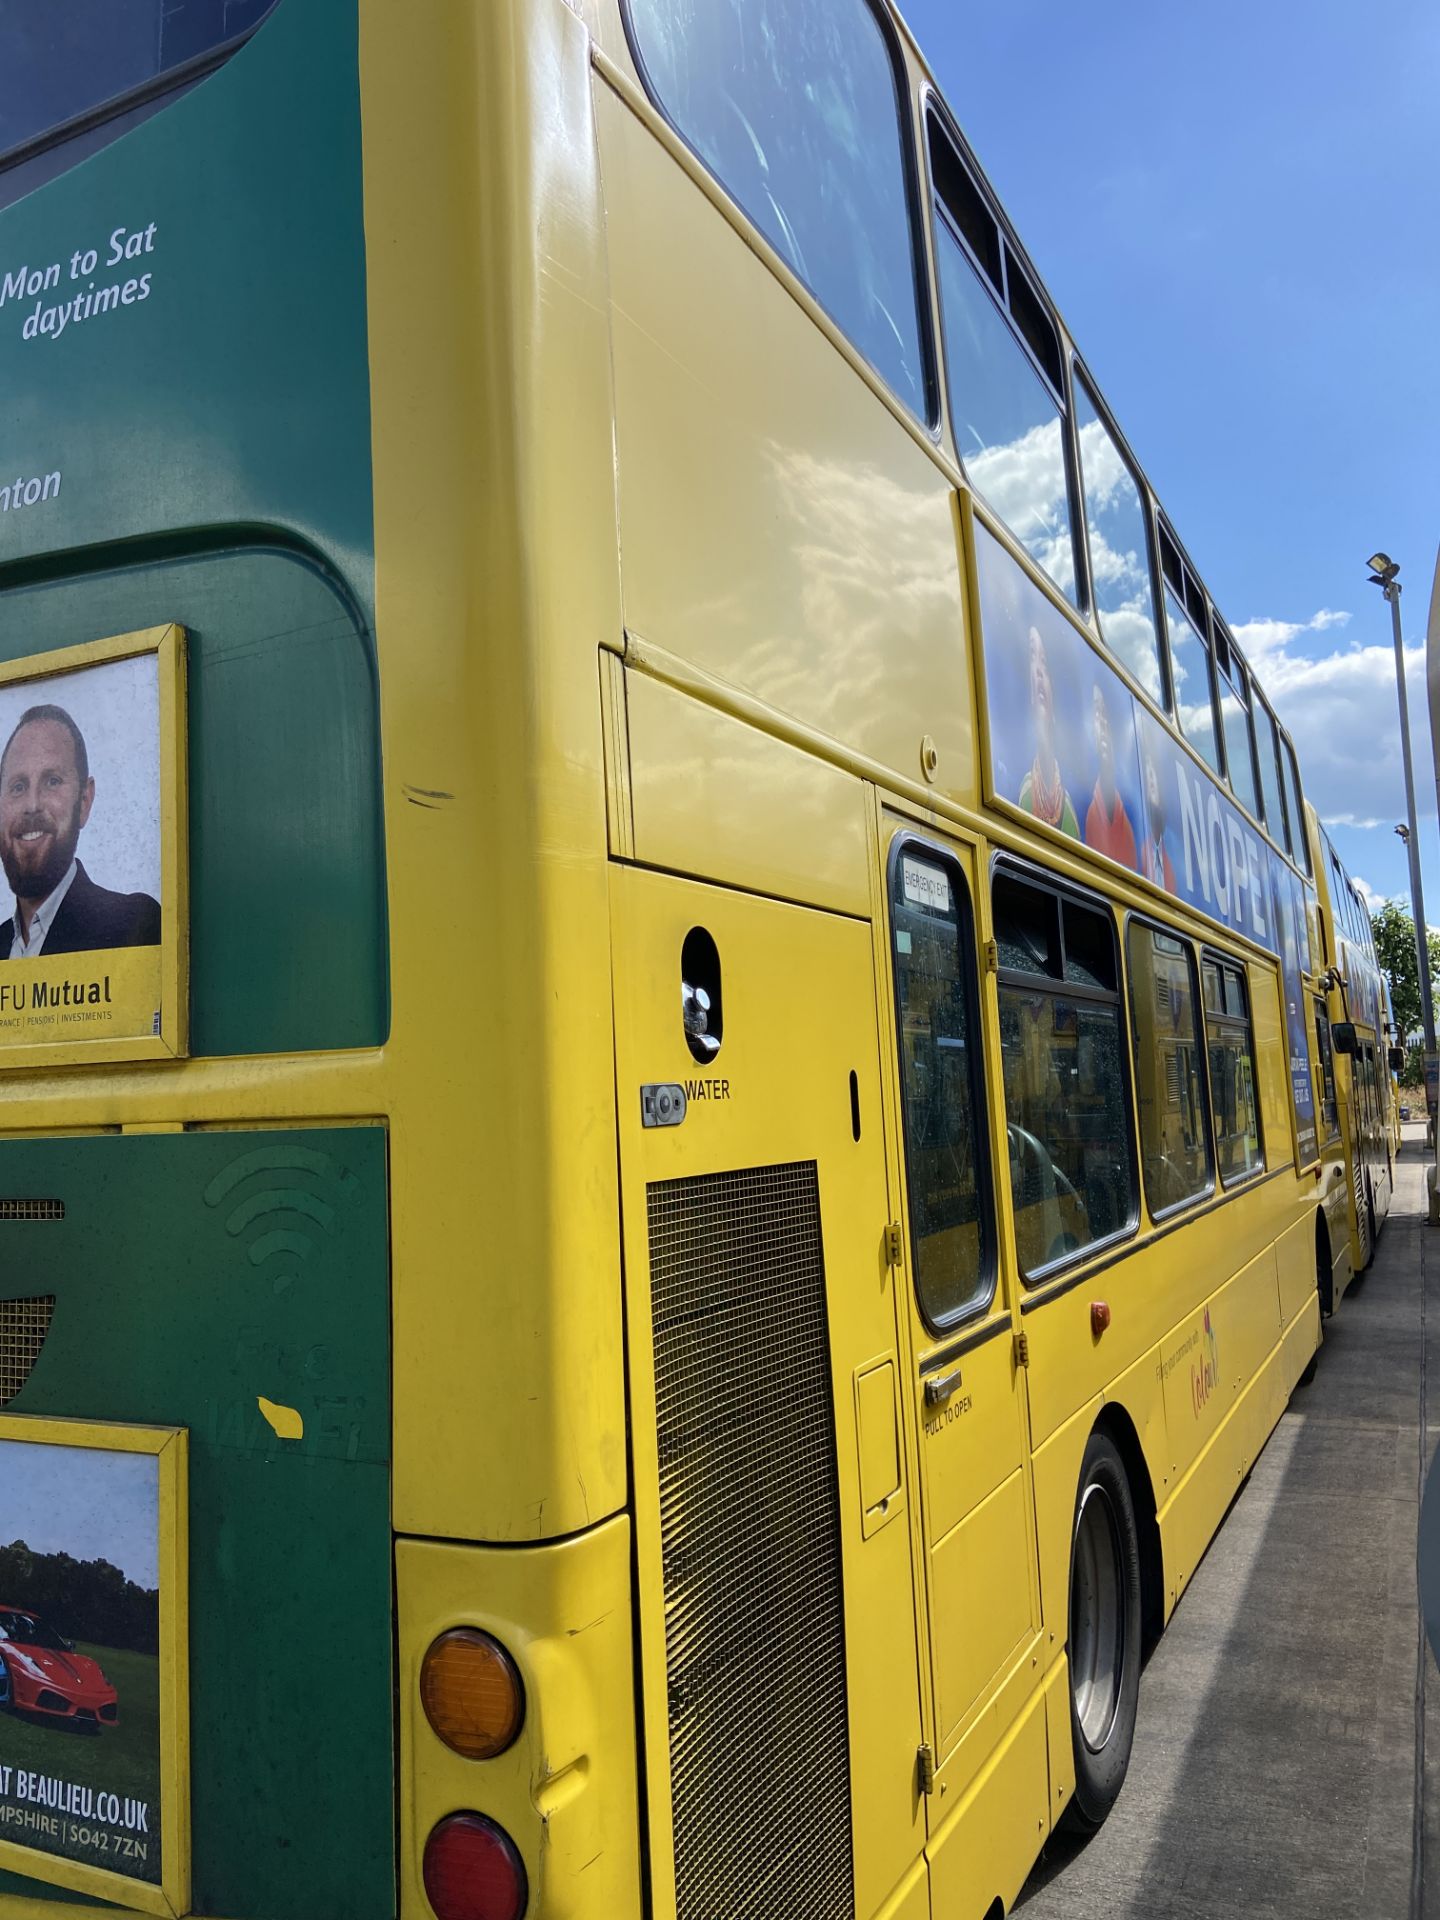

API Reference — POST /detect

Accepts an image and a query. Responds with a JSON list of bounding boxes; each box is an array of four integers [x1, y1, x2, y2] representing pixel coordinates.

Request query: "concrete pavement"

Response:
[[1017, 1123, 1434, 1919]]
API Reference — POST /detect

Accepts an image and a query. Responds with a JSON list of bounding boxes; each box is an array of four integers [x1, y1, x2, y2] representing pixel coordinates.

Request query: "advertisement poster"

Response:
[[1269, 851, 1320, 1164], [0, 1439, 162, 1888], [978, 519, 1147, 868], [0, 627, 185, 1063], [976, 520, 1318, 1157]]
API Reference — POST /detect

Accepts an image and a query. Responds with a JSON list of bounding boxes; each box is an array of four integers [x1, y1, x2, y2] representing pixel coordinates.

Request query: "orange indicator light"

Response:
[[421, 1628, 525, 1761]]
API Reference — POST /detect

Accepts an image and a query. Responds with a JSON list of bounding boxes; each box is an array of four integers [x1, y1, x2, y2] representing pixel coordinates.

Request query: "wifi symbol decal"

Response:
[[204, 1144, 358, 1291]]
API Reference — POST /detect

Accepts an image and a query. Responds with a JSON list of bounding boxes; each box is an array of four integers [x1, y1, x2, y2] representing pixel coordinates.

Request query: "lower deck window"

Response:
[[993, 870, 1135, 1277], [1314, 1003, 1340, 1141], [1126, 921, 1213, 1216], [890, 846, 992, 1324], [1202, 955, 1263, 1184]]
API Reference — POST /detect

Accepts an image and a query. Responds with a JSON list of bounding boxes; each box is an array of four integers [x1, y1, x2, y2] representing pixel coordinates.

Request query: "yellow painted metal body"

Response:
[[611, 868, 927, 1920], [579, 6, 1323, 1910], [396, 1525, 641, 1916], [1307, 805, 1394, 1282], [2, 1, 1334, 1915]]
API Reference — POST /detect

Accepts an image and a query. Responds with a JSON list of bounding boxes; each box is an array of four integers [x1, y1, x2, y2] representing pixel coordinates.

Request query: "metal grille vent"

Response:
[[1353, 1160, 1367, 1253], [647, 1161, 853, 1920], [0, 1199, 63, 1221], [0, 1296, 55, 1405]]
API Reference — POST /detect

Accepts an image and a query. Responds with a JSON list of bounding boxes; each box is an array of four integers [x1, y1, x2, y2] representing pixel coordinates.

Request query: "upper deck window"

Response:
[[1328, 851, 1351, 939], [1255, 698, 1291, 856], [1158, 526, 1221, 779], [627, 0, 929, 418], [0, 1, 278, 202], [1073, 375, 1162, 702], [1281, 736, 1312, 875], [1213, 623, 1259, 818], [928, 119, 1077, 606], [1162, 589, 1222, 779]]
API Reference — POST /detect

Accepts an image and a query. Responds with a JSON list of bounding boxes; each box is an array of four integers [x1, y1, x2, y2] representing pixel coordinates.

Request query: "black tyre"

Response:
[[1300, 1228, 1329, 1384], [1062, 1430, 1142, 1834]]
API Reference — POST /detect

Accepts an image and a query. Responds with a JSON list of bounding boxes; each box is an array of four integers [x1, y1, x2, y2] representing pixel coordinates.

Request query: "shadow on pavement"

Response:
[[1014, 1131, 1431, 1920]]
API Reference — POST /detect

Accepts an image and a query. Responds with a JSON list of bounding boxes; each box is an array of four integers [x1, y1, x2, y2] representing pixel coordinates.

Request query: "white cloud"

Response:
[[1230, 608, 1353, 660], [966, 416, 1076, 600], [1230, 607, 1433, 883]]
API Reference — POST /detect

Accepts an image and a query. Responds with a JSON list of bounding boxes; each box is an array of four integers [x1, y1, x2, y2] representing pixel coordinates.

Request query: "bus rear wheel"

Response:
[[1063, 1430, 1142, 1834]]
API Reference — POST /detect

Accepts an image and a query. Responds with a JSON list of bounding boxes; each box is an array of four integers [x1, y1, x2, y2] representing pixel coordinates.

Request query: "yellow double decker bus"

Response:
[[1310, 814, 1396, 1279], [0, 3, 1347, 1919]]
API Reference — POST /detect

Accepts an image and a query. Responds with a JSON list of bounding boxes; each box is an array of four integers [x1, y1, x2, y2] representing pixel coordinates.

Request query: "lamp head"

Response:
[[1368, 551, 1400, 585]]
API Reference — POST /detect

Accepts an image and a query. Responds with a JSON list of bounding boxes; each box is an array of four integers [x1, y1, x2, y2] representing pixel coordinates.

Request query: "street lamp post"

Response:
[[1368, 554, 1438, 1087]]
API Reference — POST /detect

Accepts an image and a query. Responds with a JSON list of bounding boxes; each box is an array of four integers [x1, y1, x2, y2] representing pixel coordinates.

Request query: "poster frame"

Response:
[[0, 623, 187, 1070], [0, 1414, 189, 1916]]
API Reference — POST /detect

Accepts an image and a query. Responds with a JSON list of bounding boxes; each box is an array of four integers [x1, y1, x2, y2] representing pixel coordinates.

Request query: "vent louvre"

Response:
[[0, 1199, 63, 1221], [648, 1161, 853, 1920], [0, 1295, 55, 1405], [1354, 1160, 1366, 1252]]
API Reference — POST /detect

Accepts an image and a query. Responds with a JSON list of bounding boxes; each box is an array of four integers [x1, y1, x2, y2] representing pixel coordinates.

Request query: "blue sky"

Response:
[[900, 0, 1440, 920], [3, 1440, 158, 1589]]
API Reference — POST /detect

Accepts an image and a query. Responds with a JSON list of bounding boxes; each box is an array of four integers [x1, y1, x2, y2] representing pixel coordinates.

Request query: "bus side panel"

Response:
[[1028, 1393, 1101, 1829], [361, 0, 630, 1543], [1023, 1176, 1283, 1462], [1250, 963, 1294, 1185], [1276, 1190, 1324, 1325], [926, 1681, 1049, 1920], [1158, 1245, 1278, 1496], [0, 1128, 392, 1920], [592, 77, 978, 812], [1030, 1395, 1103, 1671], [625, 671, 874, 918], [0, 551, 385, 1060], [1156, 1300, 1305, 1616], [395, 1525, 642, 1919]]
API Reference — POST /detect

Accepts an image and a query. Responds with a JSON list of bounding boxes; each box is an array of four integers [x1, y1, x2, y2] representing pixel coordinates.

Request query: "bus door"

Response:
[[881, 833, 1045, 1835], [611, 867, 926, 1920], [1336, 1042, 1369, 1268], [1360, 1044, 1392, 1223]]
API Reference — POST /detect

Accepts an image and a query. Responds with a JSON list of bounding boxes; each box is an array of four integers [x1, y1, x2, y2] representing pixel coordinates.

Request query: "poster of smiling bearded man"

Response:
[[0, 630, 185, 1064]]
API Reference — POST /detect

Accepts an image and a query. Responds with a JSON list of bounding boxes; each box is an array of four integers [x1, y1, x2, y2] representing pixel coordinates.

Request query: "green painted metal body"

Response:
[[0, 0, 384, 1056], [0, 1126, 392, 1916], [0, 2, 393, 1913]]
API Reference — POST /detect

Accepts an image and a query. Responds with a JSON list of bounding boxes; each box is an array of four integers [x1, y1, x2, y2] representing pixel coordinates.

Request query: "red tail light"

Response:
[[423, 1813, 528, 1920]]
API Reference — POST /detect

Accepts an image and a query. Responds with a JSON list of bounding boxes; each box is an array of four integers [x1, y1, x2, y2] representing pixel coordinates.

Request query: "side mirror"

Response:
[[1331, 1021, 1358, 1056], [1390, 1045, 1407, 1072]]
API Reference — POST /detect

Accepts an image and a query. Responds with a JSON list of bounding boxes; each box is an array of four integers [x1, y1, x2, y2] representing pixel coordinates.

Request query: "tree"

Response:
[[1370, 899, 1440, 1045]]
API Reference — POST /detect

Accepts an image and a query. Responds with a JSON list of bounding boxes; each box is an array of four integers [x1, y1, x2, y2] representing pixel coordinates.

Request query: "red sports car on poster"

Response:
[[0, 1605, 118, 1730]]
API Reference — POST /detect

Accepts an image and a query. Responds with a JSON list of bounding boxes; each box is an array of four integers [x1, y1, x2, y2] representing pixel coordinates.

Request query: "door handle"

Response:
[[924, 1362, 965, 1408]]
